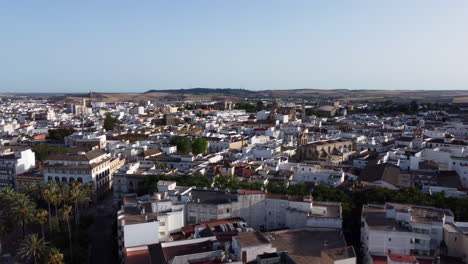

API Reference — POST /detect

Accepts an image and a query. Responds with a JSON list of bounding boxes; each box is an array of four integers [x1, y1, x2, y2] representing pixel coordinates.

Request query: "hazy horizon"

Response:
[[1, 0, 467, 93]]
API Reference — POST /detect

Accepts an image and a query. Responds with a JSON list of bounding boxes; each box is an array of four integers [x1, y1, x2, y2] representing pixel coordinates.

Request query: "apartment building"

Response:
[[361, 203, 455, 264], [0, 147, 36, 188], [43, 149, 114, 195], [450, 156, 468, 188], [117, 193, 185, 261], [291, 163, 345, 186], [187, 189, 266, 229], [265, 194, 343, 230], [443, 222, 468, 264], [187, 189, 343, 231]]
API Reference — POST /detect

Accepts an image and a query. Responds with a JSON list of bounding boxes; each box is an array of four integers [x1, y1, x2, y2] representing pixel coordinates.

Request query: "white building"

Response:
[[291, 163, 345, 186], [188, 189, 343, 231], [0, 147, 36, 188], [443, 221, 468, 264], [361, 203, 454, 263], [43, 149, 114, 195], [451, 156, 468, 188], [117, 193, 185, 260], [129, 106, 145, 115]]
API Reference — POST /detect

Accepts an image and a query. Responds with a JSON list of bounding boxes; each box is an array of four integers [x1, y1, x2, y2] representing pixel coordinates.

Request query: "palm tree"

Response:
[[58, 183, 70, 207], [18, 233, 49, 264], [70, 181, 83, 230], [0, 187, 16, 206], [11, 194, 36, 238], [47, 247, 64, 264], [25, 182, 44, 205], [61, 204, 73, 260], [43, 183, 57, 231], [70, 181, 92, 231], [36, 209, 48, 240], [50, 186, 62, 222], [0, 223, 10, 257]]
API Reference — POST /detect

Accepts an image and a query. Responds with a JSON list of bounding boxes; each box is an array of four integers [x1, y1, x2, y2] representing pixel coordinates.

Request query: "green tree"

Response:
[[266, 182, 288, 194], [171, 136, 192, 153], [213, 175, 239, 190], [70, 181, 92, 232], [192, 138, 208, 154], [48, 128, 76, 141], [36, 209, 49, 240], [177, 173, 211, 189], [103, 112, 119, 131], [287, 183, 308, 196], [47, 247, 64, 264], [33, 144, 69, 162], [61, 205, 73, 261], [256, 101, 264, 111], [11, 194, 36, 238], [42, 183, 58, 231], [18, 233, 50, 264]]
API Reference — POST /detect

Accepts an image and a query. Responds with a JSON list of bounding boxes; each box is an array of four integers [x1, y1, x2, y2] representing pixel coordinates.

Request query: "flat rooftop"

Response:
[[264, 229, 351, 264]]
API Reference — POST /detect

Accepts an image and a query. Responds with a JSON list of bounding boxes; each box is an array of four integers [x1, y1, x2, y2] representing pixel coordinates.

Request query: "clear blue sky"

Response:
[[1, 0, 467, 93]]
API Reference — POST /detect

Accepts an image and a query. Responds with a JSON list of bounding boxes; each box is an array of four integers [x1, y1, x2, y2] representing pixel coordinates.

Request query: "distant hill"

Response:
[[16, 88, 468, 104], [144, 88, 258, 96]]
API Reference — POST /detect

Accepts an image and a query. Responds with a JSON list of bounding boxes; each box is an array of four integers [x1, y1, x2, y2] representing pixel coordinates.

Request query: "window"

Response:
[[388, 238, 391, 241], [226, 208, 230, 213]]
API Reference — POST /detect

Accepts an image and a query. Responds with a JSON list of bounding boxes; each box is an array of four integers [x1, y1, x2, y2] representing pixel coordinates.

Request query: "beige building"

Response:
[[43, 150, 116, 197], [296, 139, 356, 164], [443, 222, 468, 264]]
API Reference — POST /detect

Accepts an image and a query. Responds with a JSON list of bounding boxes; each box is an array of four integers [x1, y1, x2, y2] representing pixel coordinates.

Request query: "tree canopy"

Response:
[[103, 112, 120, 131], [48, 128, 75, 142], [33, 144, 69, 162], [170, 136, 192, 153], [192, 138, 208, 154]]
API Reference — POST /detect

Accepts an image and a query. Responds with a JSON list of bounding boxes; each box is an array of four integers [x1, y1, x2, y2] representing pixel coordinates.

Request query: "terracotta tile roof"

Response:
[[388, 253, 418, 263]]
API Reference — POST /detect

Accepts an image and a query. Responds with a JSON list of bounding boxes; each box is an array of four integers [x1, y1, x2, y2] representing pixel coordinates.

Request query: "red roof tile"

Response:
[[388, 253, 418, 263]]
